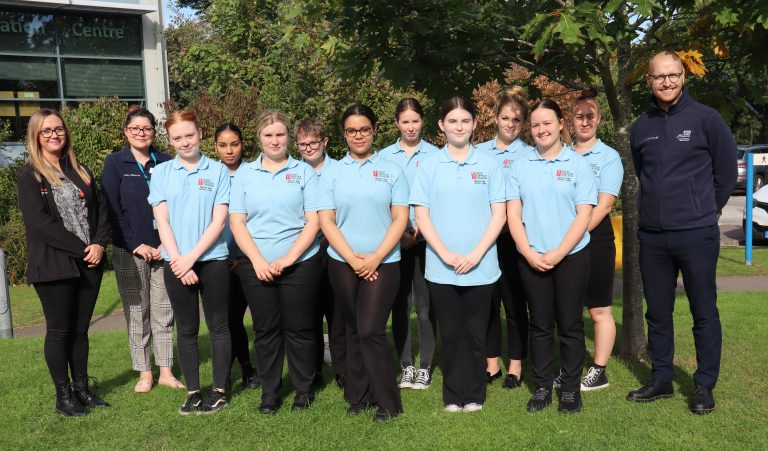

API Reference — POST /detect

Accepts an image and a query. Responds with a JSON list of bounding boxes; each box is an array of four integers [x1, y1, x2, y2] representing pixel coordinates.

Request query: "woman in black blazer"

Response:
[[17, 108, 110, 417]]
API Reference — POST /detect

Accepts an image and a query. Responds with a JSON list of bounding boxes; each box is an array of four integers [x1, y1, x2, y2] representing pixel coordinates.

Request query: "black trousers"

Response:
[[486, 233, 529, 360], [228, 267, 255, 374], [315, 240, 347, 379], [428, 282, 494, 406], [639, 225, 721, 389], [518, 249, 589, 392], [585, 217, 616, 308], [391, 241, 436, 368], [237, 255, 321, 395], [328, 259, 402, 414], [34, 263, 103, 383], [164, 260, 231, 393]]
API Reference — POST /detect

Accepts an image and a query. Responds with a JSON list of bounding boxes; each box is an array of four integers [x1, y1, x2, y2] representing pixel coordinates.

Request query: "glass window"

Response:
[[0, 11, 56, 54], [0, 56, 59, 98], [58, 15, 142, 58], [62, 59, 144, 98], [0, 100, 61, 142]]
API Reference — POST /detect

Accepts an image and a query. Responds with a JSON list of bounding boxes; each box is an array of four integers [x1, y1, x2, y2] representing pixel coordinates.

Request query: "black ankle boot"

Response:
[[55, 379, 89, 417], [72, 375, 110, 408]]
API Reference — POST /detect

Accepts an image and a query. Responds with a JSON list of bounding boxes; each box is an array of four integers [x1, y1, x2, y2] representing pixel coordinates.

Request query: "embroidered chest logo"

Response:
[[471, 171, 488, 184], [676, 130, 692, 142], [590, 163, 600, 176], [555, 169, 574, 182], [373, 170, 391, 182], [415, 160, 421, 168], [197, 178, 215, 191], [503, 159, 511, 168], [285, 173, 302, 184]]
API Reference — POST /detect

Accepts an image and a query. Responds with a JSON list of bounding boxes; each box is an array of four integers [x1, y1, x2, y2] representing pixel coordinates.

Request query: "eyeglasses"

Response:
[[647, 71, 683, 84], [344, 127, 373, 138], [39, 127, 66, 138], [297, 140, 323, 151], [126, 126, 155, 135]]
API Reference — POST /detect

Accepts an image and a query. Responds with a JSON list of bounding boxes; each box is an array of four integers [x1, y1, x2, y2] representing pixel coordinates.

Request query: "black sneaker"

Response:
[[527, 387, 553, 412], [199, 390, 228, 414], [580, 365, 609, 391], [291, 392, 315, 411], [558, 390, 582, 413], [412, 367, 432, 390], [243, 372, 261, 390], [259, 393, 282, 414], [399, 365, 416, 389], [179, 392, 203, 415], [552, 368, 565, 389], [502, 373, 523, 390], [373, 408, 399, 422]]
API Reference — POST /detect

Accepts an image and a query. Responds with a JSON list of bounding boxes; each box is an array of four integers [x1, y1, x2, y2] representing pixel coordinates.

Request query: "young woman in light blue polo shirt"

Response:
[[148, 110, 232, 415], [317, 103, 409, 422], [566, 88, 623, 391], [410, 97, 507, 413], [229, 110, 322, 414], [379, 98, 439, 391], [476, 86, 533, 389], [507, 98, 597, 414]]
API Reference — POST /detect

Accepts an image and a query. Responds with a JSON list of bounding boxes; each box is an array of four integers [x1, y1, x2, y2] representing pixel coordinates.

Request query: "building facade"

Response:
[[0, 0, 168, 153]]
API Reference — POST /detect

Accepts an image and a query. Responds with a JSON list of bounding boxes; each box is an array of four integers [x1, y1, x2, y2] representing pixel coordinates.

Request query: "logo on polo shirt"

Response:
[[197, 178, 215, 191], [555, 169, 574, 182], [416, 161, 420, 168], [471, 171, 488, 184], [676, 130, 692, 142], [285, 173, 302, 184], [590, 163, 600, 176], [373, 169, 392, 182], [503, 159, 511, 168]]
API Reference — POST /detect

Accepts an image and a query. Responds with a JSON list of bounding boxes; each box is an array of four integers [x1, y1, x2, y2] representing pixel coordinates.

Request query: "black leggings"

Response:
[[34, 264, 103, 383], [391, 241, 436, 368], [429, 282, 494, 406], [316, 240, 347, 379], [518, 249, 589, 392], [164, 260, 231, 393], [228, 268, 254, 374], [328, 259, 402, 415], [486, 233, 529, 361], [237, 255, 321, 395]]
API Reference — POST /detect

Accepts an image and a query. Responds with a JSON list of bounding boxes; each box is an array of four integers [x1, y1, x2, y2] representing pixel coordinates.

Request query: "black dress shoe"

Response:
[[502, 374, 523, 389], [373, 409, 399, 423], [689, 385, 715, 415], [347, 402, 376, 416], [626, 381, 674, 403], [291, 392, 315, 411], [259, 393, 282, 414], [486, 370, 502, 384], [72, 375, 110, 408]]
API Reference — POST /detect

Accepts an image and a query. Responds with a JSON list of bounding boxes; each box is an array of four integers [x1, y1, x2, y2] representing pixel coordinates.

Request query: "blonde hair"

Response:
[[495, 86, 530, 121], [256, 109, 291, 140], [26, 108, 90, 186]]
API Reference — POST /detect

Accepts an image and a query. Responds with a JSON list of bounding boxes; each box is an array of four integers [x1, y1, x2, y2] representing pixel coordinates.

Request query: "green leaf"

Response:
[[635, 0, 660, 18], [553, 13, 584, 45]]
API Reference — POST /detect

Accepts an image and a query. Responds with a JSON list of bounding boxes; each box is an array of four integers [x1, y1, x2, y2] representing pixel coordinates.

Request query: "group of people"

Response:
[[18, 51, 736, 421]]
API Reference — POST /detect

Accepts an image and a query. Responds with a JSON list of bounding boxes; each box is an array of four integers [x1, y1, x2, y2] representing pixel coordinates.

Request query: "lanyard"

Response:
[[135, 152, 157, 187]]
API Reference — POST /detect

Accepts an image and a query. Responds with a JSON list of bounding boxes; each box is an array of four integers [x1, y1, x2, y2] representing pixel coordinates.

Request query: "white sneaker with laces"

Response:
[[399, 365, 416, 389], [412, 368, 432, 390]]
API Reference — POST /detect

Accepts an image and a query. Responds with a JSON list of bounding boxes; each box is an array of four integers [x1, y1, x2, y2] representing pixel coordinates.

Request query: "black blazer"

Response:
[[17, 157, 110, 283]]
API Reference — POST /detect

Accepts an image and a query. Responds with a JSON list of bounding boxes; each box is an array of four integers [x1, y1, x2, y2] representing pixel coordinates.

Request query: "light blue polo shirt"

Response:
[[229, 155, 321, 264], [476, 136, 534, 173], [507, 145, 597, 255], [409, 146, 505, 286], [577, 139, 623, 196], [220, 160, 246, 259], [379, 138, 439, 232], [317, 153, 409, 264], [148, 154, 230, 261], [309, 153, 338, 175]]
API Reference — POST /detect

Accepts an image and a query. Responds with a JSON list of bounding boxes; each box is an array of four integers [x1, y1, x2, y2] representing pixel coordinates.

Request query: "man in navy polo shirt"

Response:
[[627, 51, 737, 415]]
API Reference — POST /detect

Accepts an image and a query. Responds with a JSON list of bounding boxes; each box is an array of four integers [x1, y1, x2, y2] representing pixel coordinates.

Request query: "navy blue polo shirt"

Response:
[[102, 146, 172, 251]]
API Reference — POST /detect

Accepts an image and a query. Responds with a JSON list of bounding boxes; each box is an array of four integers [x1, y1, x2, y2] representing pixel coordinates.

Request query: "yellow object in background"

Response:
[[611, 215, 623, 270]]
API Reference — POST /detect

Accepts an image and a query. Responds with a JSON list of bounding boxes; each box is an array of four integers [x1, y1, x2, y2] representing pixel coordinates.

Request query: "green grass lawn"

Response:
[[716, 247, 768, 276], [0, 292, 765, 449]]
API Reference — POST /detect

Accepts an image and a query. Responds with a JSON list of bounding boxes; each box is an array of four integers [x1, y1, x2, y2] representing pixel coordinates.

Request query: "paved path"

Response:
[[9, 275, 766, 339]]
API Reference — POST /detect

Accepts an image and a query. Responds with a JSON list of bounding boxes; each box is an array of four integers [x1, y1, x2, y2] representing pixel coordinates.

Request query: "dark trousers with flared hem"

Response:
[[486, 233, 529, 361], [518, 249, 589, 392], [639, 225, 721, 389], [315, 240, 347, 379], [391, 241, 436, 368], [328, 259, 402, 414], [34, 262, 103, 383], [428, 282, 494, 406], [237, 255, 321, 395], [164, 260, 231, 393], [228, 269, 255, 374]]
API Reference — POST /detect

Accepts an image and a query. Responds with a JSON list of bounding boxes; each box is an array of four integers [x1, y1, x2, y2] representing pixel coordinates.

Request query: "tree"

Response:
[[280, 0, 768, 358]]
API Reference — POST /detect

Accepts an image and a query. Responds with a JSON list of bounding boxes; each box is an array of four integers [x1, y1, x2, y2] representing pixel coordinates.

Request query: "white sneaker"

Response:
[[399, 365, 416, 389], [444, 404, 462, 413], [463, 403, 483, 412], [412, 368, 432, 390]]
